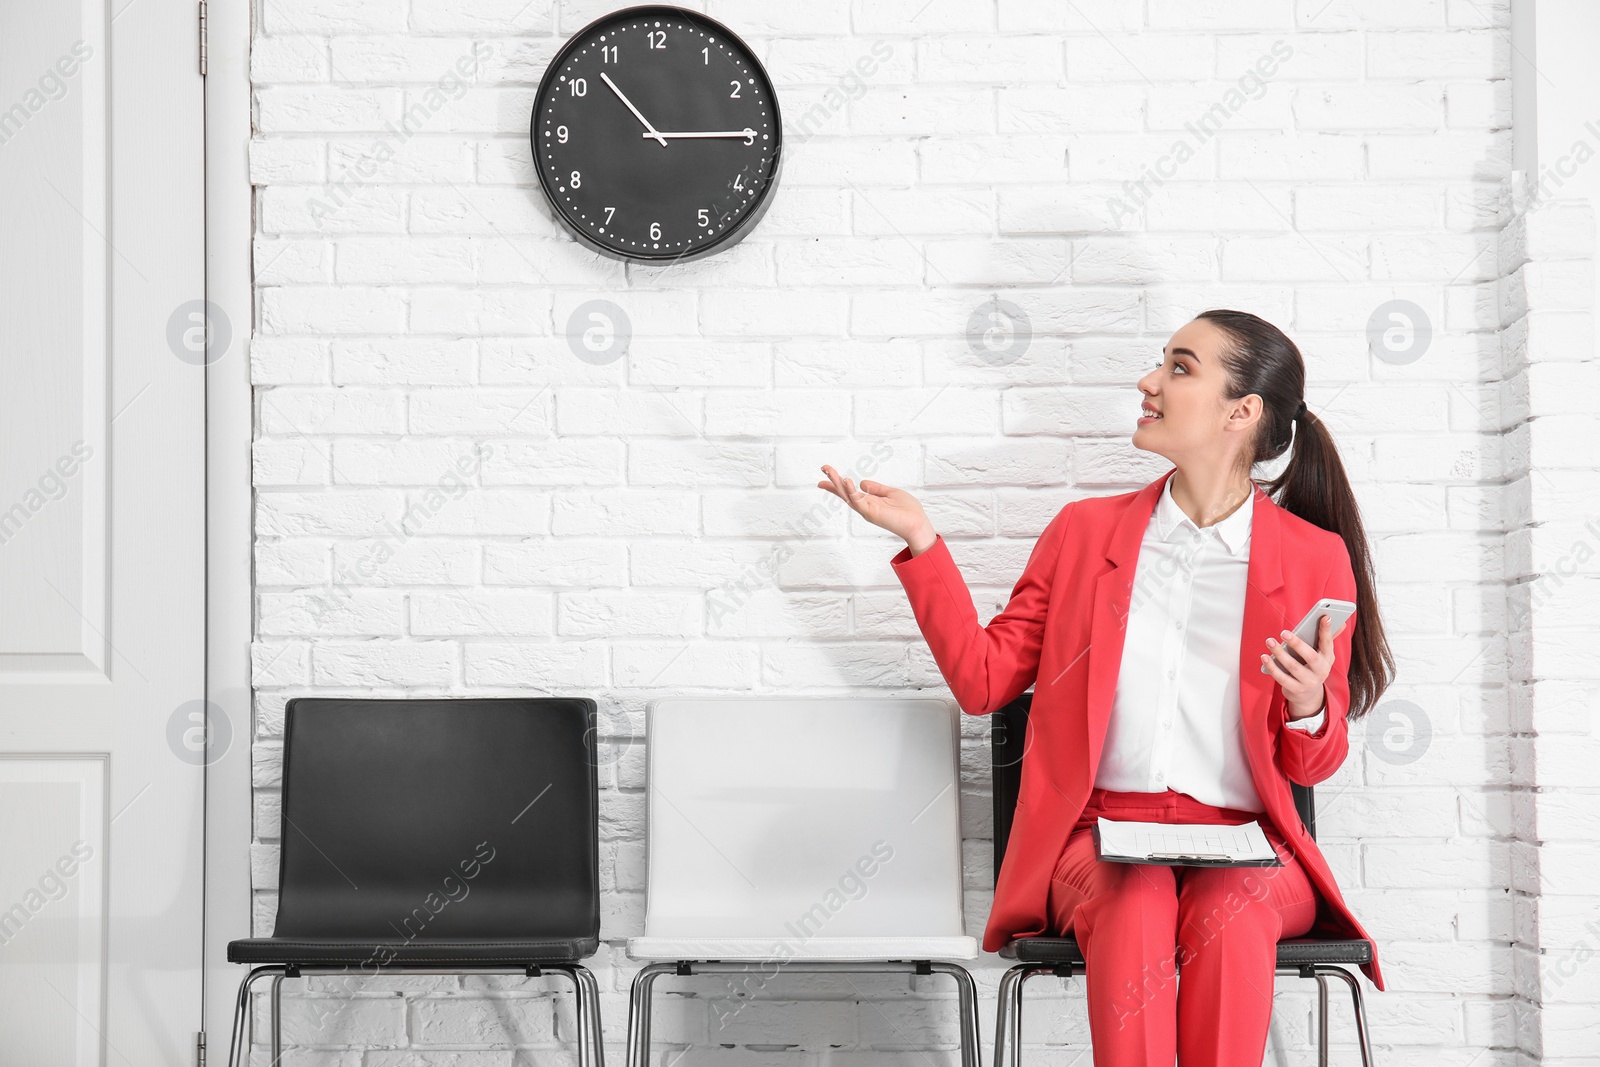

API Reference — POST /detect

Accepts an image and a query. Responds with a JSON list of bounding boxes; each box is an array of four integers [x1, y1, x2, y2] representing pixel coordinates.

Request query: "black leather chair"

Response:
[[990, 690, 1377, 1066], [225, 697, 606, 1066]]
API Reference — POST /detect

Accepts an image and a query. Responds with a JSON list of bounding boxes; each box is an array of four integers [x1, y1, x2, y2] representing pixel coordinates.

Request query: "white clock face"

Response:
[[532, 6, 782, 262]]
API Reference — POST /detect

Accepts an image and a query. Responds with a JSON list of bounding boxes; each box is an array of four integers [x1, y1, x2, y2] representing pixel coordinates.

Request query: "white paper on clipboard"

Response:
[[1096, 817, 1277, 864]]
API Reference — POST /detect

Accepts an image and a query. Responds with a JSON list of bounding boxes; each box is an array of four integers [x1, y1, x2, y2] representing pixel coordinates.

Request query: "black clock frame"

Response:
[[530, 4, 784, 265]]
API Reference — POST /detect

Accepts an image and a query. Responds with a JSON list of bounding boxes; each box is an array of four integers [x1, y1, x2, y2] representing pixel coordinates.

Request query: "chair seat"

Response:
[[627, 935, 978, 961], [999, 934, 1373, 967], [227, 936, 599, 966]]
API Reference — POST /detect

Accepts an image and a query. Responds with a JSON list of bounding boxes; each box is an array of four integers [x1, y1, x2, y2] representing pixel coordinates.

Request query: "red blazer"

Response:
[[890, 466, 1384, 991]]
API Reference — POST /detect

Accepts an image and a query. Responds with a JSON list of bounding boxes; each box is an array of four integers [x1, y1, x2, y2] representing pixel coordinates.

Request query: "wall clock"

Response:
[[530, 5, 783, 264]]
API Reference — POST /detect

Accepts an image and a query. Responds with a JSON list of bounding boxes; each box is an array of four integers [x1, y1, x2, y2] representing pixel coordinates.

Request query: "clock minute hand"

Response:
[[599, 72, 668, 147], [645, 129, 757, 140]]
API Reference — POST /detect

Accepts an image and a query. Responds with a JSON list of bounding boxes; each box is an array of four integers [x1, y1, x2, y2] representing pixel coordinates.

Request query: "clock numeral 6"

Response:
[[569, 77, 587, 96], [649, 222, 661, 241], [697, 209, 709, 228]]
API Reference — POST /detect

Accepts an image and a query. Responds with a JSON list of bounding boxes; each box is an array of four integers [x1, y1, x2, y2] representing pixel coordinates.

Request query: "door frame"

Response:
[[201, 0, 253, 1048]]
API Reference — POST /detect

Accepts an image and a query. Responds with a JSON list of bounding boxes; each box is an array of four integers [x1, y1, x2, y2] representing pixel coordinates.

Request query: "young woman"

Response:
[[818, 309, 1395, 1066]]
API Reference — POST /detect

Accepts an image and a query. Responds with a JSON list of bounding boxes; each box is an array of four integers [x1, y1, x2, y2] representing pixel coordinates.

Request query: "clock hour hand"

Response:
[[599, 72, 668, 147], [644, 129, 757, 140]]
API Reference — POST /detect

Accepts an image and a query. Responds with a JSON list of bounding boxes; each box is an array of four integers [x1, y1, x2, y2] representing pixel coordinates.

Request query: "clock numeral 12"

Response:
[[647, 30, 665, 48]]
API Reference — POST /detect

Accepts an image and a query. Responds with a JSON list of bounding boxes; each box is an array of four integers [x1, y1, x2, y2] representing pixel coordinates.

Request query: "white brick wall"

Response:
[[1498, 187, 1600, 1067], [247, 0, 1600, 1062]]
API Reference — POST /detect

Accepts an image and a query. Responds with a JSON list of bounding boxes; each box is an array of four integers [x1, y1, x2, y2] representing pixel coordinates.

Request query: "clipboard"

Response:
[[1091, 817, 1284, 868]]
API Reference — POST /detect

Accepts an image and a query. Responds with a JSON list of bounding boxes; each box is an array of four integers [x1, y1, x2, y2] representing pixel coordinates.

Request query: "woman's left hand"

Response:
[[1261, 615, 1332, 716]]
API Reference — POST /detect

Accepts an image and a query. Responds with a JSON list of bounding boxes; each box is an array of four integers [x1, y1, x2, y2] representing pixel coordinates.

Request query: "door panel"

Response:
[[0, 0, 205, 1060]]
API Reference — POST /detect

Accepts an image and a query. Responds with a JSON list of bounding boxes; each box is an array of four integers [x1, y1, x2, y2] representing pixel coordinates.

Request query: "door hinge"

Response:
[[195, 1030, 205, 1067], [198, 0, 208, 76]]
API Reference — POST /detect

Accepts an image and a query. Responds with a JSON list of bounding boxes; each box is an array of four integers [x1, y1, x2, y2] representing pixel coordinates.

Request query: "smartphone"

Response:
[[1258, 598, 1356, 673]]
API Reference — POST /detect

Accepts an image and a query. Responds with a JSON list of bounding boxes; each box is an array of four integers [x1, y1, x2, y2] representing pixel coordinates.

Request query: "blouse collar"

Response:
[[1152, 472, 1254, 558]]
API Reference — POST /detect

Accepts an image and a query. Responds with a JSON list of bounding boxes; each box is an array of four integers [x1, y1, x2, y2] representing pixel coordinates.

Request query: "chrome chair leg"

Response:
[[1315, 966, 1376, 1067], [929, 962, 983, 1067], [226, 966, 288, 1067], [549, 963, 605, 1067], [1314, 973, 1330, 1067], [270, 973, 285, 1065], [627, 963, 674, 1067], [994, 964, 1055, 1067]]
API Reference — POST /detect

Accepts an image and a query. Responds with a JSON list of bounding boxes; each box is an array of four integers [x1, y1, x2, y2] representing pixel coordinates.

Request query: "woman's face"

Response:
[[1133, 318, 1259, 461]]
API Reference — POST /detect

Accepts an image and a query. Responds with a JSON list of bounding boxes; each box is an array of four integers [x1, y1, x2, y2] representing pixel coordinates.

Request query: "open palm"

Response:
[[816, 464, 935, 551]]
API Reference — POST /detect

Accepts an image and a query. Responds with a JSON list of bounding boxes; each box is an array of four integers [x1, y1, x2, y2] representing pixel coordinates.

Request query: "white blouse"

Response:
[[1095, 475, 1325, 812]]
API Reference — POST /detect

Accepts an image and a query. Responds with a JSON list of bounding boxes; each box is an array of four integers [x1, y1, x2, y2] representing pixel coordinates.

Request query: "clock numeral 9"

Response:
[[697, 209, 709, 228], [649, 222, 661, 241], [556, 125, 569, 143], [647, 30, 665, 49], [569, 77, 587, 96]]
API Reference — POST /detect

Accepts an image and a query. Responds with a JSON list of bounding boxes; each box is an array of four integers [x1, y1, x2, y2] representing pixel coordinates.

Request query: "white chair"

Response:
[[625, 695, 982, 1066]]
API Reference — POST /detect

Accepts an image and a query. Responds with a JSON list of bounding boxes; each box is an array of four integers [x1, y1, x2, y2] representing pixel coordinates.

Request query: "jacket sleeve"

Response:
[[1275, 541, 1357, 786], [889, 505, 1073, 717]]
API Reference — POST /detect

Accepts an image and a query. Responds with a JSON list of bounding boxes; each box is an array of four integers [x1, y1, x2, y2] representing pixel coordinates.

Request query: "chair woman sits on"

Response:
[[817, 309, 1395, 1066]]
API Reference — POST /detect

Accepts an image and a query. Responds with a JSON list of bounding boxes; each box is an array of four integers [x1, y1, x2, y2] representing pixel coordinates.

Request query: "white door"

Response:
[[0, 0, 206, 1061]]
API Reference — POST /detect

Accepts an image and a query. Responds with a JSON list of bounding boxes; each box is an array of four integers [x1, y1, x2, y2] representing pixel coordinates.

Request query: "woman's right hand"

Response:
[[817, 464, 938, 555]]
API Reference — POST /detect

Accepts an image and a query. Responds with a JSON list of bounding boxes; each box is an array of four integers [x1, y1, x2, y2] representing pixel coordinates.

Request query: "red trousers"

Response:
[[1046, 787, 1318, 1066]]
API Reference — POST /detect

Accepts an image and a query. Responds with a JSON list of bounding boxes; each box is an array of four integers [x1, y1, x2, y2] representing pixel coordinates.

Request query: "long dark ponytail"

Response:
[[1196, 308, 1394, 721]]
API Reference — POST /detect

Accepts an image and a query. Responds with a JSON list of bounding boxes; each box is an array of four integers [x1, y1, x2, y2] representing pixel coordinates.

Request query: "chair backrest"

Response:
[[642, 696, 966, 939], [272, 697, 600, 941], [991, 690, 1317, 885]]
